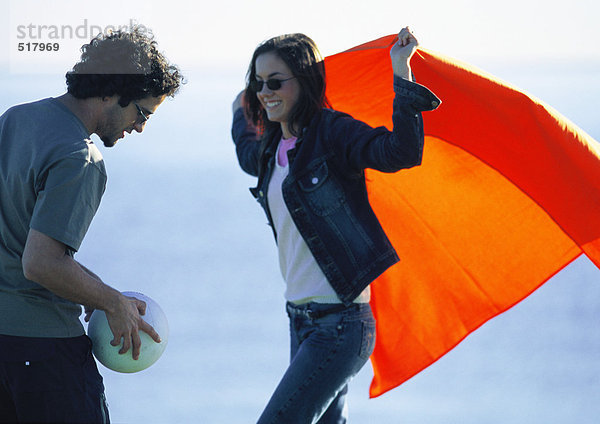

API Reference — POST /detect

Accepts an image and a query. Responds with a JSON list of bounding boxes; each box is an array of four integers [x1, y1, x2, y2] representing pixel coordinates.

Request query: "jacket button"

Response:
[[312, 177, 319, 185], [259, 190, 264, 197], [431, 100, 439, 108]]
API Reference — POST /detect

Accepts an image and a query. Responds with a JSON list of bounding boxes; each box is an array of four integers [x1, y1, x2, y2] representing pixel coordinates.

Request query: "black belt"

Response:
[[286, 303, 353, 320]]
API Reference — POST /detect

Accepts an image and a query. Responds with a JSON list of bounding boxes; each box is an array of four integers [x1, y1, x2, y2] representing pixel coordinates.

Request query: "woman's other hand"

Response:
[[232, 90, 245, 114]]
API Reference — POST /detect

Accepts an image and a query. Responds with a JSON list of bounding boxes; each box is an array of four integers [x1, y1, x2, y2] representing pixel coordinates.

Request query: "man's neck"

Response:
[[55, 93, 97, 135]]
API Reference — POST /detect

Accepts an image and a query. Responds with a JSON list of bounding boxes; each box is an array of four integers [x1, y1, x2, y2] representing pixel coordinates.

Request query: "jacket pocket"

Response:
[[297, 162, 344, 216]]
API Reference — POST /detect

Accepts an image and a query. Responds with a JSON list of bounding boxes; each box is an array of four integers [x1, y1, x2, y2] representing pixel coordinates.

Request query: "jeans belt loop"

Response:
[[287, 302, 350, 320]]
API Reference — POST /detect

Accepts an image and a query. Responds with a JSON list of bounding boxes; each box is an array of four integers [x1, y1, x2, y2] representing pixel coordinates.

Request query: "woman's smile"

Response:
[[254, 51, 300, 138]]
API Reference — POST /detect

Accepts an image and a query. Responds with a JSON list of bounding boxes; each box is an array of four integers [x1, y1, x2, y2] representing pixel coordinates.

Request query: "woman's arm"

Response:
[[328, 27, 440, 174], [231, 91, 262, 176]]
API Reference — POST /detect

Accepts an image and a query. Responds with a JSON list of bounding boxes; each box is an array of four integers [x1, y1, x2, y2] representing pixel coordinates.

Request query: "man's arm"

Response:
[[21, 228, 160, 359]]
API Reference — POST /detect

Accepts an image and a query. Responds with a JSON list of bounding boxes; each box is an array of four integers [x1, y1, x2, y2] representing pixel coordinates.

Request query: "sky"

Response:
[[2, 0, 600, 75], [2, 0, 599, 139]]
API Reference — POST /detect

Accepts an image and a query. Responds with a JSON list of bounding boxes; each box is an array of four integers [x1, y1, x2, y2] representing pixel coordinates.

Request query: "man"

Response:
[[0, 27, 183, 423]]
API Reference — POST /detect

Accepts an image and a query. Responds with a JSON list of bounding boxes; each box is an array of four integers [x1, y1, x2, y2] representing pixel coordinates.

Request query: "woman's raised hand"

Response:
[[390, 27, 418, 79]]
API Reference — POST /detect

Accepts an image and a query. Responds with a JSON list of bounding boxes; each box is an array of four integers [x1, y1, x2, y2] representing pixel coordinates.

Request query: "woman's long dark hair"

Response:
[[244, 33, 331, 140]]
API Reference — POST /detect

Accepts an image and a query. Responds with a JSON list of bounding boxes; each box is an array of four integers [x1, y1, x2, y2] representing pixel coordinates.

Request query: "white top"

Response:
[[267, 138, 370, 305]]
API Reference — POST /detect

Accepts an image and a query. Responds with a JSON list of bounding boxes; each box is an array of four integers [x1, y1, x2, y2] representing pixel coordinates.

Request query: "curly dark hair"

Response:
[[244, 33, 330, 138], [65, 26, 183, 106]]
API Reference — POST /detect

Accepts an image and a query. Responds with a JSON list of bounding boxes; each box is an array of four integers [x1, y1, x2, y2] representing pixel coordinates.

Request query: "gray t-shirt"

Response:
[[0, 97, 106, 337]]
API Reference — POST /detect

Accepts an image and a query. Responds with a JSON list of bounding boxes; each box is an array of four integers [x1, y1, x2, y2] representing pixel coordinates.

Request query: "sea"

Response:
[[1, 61, 599, 423]]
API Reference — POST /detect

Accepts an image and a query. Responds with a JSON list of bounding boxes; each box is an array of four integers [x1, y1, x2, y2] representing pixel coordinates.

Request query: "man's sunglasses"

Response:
[[249, 77, 296, 92], [134, 103, 149, 124]]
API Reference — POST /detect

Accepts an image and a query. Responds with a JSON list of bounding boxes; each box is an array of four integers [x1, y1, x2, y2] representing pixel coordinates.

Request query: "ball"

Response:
[[87, 291, 169, 373]]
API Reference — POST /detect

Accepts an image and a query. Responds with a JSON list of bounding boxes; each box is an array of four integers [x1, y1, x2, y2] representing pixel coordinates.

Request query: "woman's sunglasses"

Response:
[[249, 77, 296, 92]]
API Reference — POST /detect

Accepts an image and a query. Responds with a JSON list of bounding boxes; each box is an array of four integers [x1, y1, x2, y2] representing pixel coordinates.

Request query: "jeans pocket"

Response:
[[359, 320, 376, 360]]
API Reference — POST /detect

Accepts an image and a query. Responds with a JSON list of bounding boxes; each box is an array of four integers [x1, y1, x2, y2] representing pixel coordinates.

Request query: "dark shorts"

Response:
[[0, 334, 109, 423]]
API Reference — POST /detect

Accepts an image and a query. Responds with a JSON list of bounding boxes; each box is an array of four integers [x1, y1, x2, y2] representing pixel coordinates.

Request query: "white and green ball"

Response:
[[87, 291, 169, 373]]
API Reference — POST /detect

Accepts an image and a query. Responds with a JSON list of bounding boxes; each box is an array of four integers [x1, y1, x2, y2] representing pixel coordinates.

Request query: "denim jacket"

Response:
[[231, 76, 440, 305]]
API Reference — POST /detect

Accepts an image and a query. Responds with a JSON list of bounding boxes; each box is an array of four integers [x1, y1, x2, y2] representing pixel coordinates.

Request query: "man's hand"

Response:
[[105, 294, 161, 360], [85, 296, 161, 360]]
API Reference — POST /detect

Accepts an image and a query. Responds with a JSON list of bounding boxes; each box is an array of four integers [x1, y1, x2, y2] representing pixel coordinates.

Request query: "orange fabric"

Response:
[[324, 35, 600, 397]]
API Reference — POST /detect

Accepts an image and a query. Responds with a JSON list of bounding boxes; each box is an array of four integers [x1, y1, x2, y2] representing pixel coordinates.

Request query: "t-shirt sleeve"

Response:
[[30, 157, 106, 252]]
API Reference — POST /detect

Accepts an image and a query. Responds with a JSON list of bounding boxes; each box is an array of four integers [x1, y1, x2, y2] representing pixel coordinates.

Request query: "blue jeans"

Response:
[[257, 302, 376, 424]]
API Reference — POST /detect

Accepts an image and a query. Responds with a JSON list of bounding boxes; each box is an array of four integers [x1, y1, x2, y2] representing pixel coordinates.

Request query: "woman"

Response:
[[231, 28, 440, 423]]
